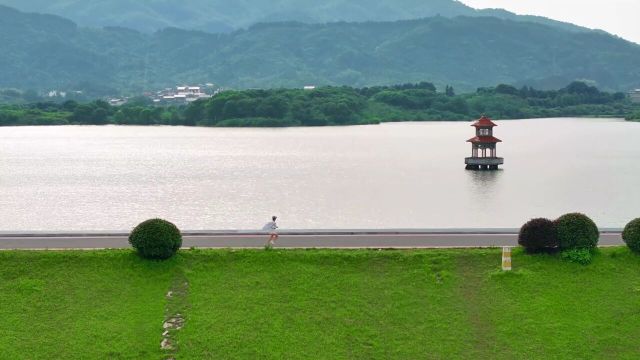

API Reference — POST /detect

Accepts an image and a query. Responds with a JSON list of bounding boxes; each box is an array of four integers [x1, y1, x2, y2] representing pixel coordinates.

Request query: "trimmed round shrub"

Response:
[[555, 213, 599, 250], [128, 218, 182, 260], [518, 218, 558, 253], [622, 218, 640, 253]]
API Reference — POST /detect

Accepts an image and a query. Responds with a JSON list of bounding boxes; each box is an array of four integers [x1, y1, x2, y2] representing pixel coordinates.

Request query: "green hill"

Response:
[[0, 0, 587, 34], [1, 5, 640, 94]]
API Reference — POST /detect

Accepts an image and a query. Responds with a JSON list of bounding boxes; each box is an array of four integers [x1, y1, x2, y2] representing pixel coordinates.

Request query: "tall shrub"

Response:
[[129, 218, 182, 260], [622, 218, 640, 253], [518, 218, 558, 253], [555, 213, 599, 250]]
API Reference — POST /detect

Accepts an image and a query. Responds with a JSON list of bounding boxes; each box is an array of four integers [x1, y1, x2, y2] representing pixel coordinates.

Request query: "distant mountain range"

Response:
[[1, 4, 639, 95], [0, 0, 588, 34]]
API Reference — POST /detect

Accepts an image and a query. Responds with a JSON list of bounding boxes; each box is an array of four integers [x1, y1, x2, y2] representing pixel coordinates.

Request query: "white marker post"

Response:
[[502, 246, 512, 271]]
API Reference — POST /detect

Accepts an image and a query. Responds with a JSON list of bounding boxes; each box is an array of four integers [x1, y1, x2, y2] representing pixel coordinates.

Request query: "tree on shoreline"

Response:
[[0, 81, 637, 127]]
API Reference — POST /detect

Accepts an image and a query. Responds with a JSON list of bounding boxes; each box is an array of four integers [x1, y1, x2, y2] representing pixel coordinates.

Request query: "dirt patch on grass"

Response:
[[455, 254, 502, 358]]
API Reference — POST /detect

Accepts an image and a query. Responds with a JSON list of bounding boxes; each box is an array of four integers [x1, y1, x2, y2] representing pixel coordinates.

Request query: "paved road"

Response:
[[0, 232, 624, 250]]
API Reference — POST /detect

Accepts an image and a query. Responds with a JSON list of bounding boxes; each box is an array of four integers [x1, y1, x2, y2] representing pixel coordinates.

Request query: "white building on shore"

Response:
[[108, 98, 127, 106], [629, 89, 640, 103]]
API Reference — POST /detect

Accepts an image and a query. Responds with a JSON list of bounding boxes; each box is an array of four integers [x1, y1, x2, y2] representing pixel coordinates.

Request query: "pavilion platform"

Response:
[[465, 157, 504, 170]]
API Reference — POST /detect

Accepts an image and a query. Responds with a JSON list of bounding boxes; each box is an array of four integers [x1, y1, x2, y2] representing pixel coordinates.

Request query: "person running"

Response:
[[263, 216, 279, 247]]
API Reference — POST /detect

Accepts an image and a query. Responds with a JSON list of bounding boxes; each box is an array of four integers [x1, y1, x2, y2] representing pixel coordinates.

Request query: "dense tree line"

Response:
[[1, 82, 638, 127]]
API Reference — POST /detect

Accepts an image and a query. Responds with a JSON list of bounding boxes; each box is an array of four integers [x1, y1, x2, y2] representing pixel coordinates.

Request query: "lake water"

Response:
[[1, 118, 639, 231]]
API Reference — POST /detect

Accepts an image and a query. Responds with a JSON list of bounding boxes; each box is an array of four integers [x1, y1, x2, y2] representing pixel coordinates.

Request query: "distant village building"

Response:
[[153, 85, 215, 104], [629, 89, 640, 103], [108, 98, 128, 106], [465, 115, 504, 171], [303, 85, 316, 91], [47, 90, 67, 98]]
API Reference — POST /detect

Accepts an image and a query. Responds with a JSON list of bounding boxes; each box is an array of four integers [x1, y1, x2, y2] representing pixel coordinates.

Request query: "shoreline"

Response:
[[0, 115, 632, 129]]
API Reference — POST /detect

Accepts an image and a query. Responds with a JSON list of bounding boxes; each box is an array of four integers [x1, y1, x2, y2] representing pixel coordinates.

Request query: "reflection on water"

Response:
[[1, 118, 639, 230], [466, 169, 502, 197]]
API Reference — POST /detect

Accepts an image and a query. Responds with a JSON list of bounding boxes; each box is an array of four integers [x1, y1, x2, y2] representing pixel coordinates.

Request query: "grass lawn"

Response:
[[1, 247, 640, 359], [0, 251, 176, 359]]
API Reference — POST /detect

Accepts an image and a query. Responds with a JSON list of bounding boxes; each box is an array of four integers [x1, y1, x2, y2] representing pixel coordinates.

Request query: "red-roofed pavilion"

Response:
[[465, 115, 504, 170]]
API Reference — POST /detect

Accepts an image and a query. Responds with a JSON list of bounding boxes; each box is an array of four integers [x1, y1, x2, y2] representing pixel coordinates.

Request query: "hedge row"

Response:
[[623, 218, 640, 253], [518, 213, 598, 253], [520, 214, 640, 255], [126, 215, 640, 261]]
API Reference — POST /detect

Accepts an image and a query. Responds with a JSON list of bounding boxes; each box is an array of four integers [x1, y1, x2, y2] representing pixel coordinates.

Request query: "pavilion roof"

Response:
[[467, 136, 502, 143], [471, 116, 497, 128]]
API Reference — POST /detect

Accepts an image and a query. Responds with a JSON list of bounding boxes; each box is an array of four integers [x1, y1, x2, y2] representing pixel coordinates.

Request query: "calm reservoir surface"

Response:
[[1, 118, 638, 231]]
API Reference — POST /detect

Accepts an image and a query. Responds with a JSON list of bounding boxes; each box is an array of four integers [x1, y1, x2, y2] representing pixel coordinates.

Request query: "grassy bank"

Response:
[[0, 251, 175, 359], [626, 111, 640, 121], [1, 248, 640, 359]]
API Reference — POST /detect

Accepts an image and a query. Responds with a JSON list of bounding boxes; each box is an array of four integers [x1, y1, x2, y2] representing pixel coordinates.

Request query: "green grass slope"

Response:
[[0, 251, 174, 358], [1, 248, 640, 359]]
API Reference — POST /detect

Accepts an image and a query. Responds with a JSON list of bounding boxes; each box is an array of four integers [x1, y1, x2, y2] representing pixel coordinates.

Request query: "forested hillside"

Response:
[[0, 0, 585, 33], [1, 5, 640, 94]]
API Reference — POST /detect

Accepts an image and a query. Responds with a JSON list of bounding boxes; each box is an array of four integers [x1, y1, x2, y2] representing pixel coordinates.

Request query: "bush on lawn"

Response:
[[622, 218, 640, 253], [561, 248, 594, 265], [555, 213, 599, 250], [518, 218, 558, 253], [128, 218, 182, 260]]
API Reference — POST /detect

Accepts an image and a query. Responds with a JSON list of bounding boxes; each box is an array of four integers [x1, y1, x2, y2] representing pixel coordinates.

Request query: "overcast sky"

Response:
[[459, 0, 640, 44]]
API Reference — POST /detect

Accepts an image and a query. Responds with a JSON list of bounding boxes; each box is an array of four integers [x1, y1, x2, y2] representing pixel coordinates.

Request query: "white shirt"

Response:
[[262, 221, 278, 231]]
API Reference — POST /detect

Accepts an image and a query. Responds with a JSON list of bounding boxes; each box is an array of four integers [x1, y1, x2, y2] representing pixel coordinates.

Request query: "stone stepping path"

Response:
[[161, 271, 190, 358]]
